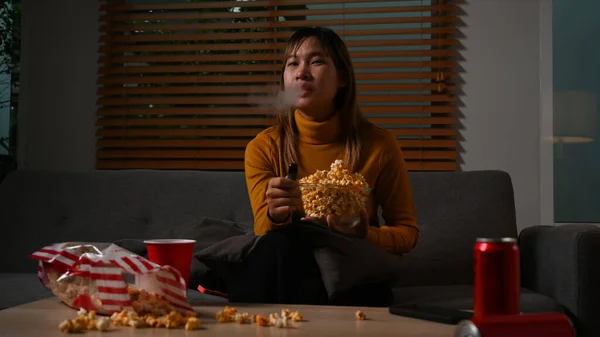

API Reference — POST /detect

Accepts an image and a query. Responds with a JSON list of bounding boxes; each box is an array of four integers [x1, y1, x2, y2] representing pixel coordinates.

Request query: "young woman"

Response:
[[239, 26, 419, 306]]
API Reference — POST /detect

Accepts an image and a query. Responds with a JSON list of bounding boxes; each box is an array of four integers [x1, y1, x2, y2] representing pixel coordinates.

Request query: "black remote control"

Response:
[[287, 163, 301, 222], [389, 304, 473, 325]]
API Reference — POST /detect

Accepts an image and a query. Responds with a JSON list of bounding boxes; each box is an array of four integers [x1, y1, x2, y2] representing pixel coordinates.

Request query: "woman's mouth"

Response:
[[300, 89, 312, 98], [299, 84, 313, 97]]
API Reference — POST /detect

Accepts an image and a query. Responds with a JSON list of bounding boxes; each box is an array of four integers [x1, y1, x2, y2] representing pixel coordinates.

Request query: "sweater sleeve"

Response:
[[367, 132, 420, 254], [244, 134, 290, 236]]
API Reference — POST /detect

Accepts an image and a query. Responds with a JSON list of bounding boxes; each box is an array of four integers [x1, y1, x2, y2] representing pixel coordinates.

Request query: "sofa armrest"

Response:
[[519, 224, 600, 337]]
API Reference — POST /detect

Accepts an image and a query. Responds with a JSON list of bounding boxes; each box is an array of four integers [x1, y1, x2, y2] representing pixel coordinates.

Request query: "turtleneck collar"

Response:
[[294, 109, 341, 145]]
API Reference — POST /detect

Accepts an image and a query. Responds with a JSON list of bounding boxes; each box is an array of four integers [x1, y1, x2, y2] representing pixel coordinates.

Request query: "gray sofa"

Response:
[[0, 169, 598, 336]]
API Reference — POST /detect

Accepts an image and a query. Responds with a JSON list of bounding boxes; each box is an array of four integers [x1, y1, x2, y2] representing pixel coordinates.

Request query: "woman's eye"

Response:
[[287, 62, 298, 67], [311, 59, 323, 65]]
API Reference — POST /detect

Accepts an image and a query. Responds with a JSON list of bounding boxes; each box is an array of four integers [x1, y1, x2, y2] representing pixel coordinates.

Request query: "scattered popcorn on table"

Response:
[[86, 320, 97, 331], [266, 310, 297, 328], [128, 319, 146, 329], [291, 311, 304, 322], [269, 312, 280, 326], [256, 315, 270, 326], [185, 317, 201, 331], [216, 305, 238, 323], [59, 320, 79, 333], [216, 312, 234, 323], [273, 309, 292, 328], [275, 316, 290, 329], [109, 307, 198, 330], [355, 310, 367, 320], [58, 309, 110, 333], [235, 312, 251, 324], [223, 306, 237, 315], [215, 307, 304, 328], [299, 159, 370, 221], [96, 317, 110, 331], [214, 306, 256, 325]]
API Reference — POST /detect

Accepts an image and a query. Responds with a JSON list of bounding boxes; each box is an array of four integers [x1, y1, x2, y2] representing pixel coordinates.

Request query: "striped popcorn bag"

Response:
[[30, 242, 193, 316]]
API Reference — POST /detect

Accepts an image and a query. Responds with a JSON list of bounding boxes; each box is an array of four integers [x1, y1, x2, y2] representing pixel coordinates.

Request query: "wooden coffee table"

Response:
[[0, 298, 456, 336]]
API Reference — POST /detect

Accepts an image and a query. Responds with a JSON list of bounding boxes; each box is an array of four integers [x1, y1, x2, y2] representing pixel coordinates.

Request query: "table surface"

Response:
[[0, 298, 457, 337]]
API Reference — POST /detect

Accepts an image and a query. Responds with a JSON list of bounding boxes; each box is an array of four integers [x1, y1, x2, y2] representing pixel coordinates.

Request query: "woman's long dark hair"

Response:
[[277, 27, 371, 172]]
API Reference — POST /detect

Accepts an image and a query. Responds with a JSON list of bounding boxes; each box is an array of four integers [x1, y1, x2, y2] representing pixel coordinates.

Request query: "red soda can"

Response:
[[473, 237, 520, 320]]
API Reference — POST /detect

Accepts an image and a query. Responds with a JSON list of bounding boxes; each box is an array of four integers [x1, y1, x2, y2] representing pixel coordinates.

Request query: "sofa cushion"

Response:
[[395, 171, 519, 287], [0, 169, 522, 306], [0, 169, 255, 273], [0, 274, 54, 309], [392, 285, 565, 314]]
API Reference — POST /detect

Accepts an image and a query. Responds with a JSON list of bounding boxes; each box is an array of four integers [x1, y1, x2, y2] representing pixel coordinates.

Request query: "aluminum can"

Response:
[[474, 237, 520, 320]]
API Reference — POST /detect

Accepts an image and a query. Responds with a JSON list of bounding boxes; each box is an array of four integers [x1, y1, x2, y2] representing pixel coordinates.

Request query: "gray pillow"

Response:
[[290, 223, 407, 297]]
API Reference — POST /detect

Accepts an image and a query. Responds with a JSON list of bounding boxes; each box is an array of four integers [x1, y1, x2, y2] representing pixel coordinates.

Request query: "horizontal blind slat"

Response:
[[101, 4, 456, 22], [96, 128, 456, 138], [101, 0, 446, 12], [100, 16, 457, 32], [99, 39, 456, 54], [96, 118, 276, 127], [97, 95, 455, 106], [95, 117, 455, 127], [98, 65, 455, 75], [95, 160, 456, 172], [97, 105, 456, 116], [96, 160, 247, 171], [97, 149, 456, 160], [98, 150, 247, 159], [96, 128, 265, 138], [98, 27, 456, 43], [96, 139, 456, 149], [97, 83, 455, 96], [98, 50, 456, 64], [97, 69, 456, 85]]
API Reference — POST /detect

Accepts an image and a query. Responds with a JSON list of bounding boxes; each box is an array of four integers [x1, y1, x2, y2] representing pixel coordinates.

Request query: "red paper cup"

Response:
[[144, 239, 196, 288]]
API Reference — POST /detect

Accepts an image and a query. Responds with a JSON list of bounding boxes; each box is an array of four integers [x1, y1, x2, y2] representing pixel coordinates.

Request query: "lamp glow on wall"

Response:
[[553, 91, 597, 157], [553, 91, 597, 143]]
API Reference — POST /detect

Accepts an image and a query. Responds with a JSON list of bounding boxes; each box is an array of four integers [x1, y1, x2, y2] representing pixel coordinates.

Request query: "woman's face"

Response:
[[283, 37, 344, 121]]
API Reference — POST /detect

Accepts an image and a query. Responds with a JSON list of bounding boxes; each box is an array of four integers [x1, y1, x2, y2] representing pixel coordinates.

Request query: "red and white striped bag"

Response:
[[30, 242, 193, 315]]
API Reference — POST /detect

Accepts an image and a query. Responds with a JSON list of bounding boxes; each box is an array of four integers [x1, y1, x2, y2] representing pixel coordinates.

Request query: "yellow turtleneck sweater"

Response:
[[244, 110, 419, 254]]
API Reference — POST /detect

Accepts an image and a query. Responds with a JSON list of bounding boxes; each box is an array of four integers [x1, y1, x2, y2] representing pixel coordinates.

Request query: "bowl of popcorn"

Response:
[[299, 160, 370, 226]]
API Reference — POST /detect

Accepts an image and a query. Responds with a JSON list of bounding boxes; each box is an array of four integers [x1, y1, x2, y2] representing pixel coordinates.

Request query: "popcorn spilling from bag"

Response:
[[300, 159, 370, 220], [128, 286, 177, 318], [30, 242, 193, 317]]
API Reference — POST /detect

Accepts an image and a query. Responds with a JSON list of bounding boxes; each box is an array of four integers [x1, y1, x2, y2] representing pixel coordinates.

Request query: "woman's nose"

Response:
[[296, 65, 310, 80]]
